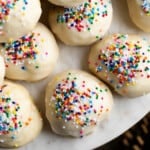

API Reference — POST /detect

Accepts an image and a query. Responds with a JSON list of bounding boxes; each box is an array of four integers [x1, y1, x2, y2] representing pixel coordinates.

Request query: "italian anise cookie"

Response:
[[45, 70, 113, 137], [89, 34, 150, 97], [49, 0, 113, 46], [0, 80, 43, 148], [0, 23, 59, 82]]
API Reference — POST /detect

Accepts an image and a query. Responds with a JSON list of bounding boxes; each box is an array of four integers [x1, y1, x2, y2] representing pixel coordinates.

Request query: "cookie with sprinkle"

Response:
[[49, 0, 113, 46], [45, 70, 113, 137], [0, 0, 28, 34], [0, 23, 59, 82], [89, 34, 150, 97], [127, 0, 150, 32], [0, 81, 43, 148], [0, 85, 22, 138]]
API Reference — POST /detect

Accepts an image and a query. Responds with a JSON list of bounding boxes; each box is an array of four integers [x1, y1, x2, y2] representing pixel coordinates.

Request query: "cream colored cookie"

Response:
[[89, 34, 150, 97], [0, 80, 43, 148], [0, 55, 5, 85], [127, 0, 150, 32], [49, 0, 113, 46], [45, 70, 113, 137], [0, 0, 41, 42], [48, 0, 86, 7], [0, 23, 59, 82]]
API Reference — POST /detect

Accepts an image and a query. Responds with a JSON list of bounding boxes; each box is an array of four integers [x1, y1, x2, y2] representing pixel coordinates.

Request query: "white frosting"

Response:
[[48, 0, 86, 7], [45, 70, 113, 137], [0, 80, 43, 148], [0, 55, 5, 85], [127, 0, 150, 32], [49, 0, 112, 46], [0, 23, 59, 82], [0, 0, 42, 42], [89, 34, 150, 97]]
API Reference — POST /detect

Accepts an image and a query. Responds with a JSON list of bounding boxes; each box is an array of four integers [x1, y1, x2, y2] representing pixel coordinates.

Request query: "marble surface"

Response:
[[1, 0, 150, 150]]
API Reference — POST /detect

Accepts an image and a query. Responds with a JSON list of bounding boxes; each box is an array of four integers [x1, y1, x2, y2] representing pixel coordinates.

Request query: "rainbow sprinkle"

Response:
[[51, 72, 109, 137], [57, 0, 111, 34], [0, 0, 28, 34], [89, 34, 150, 89], [1, 33, 40, 70], [141, 0, 150, 15], [0, 85, 22, 140]]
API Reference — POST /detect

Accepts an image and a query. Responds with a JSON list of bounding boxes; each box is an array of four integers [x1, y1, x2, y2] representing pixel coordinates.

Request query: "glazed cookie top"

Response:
[[89, 34, 150, 95], [57, 0, 111, 33], [1, 32, 42, 70]]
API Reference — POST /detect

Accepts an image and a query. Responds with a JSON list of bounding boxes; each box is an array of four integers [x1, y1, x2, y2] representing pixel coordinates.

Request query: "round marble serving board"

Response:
[[1, 0, 150, 150]]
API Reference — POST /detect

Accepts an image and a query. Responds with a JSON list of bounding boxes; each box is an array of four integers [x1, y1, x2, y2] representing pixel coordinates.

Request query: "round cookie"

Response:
[[0, 23, 59, 82], [49, 0, 113, 46], [0, 0, 41, 42], [127, 0, 150, 32], [0, 80, 43, 148], [48, 0, 86, 7], [45, 70, 113, 137], [0, 55, 5, 85], [88, 34, 150, 97]]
